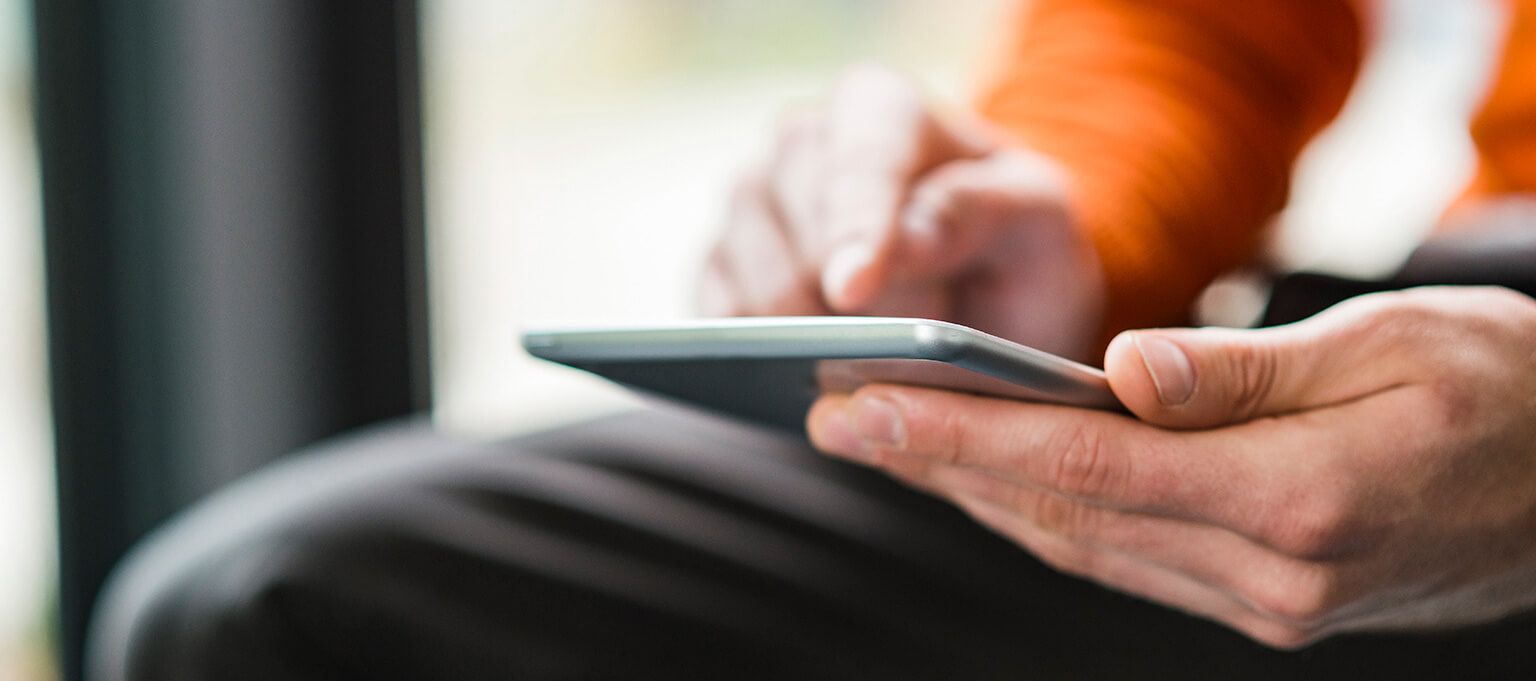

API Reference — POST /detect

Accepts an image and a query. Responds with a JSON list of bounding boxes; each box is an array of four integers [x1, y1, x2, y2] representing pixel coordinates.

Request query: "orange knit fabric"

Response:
[[977, 0, 1536, 338], [1459, 1, 1536, 215]]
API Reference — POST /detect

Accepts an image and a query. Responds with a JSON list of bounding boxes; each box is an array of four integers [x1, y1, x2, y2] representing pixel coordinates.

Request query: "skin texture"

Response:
[[807, 285, 1536, 649], [699, 65, 1106, 362], [706, 65, 1536, 650]]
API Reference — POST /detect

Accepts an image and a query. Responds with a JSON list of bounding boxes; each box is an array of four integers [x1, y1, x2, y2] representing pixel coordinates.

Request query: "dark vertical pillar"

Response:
[[32, 2, 428, 678]]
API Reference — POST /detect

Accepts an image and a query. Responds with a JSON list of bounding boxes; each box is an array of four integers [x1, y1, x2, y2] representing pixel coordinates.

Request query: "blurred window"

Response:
[[0, 0, 56, 678]]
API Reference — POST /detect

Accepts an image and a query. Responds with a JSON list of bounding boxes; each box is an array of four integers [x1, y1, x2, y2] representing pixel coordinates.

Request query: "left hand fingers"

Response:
[[810, 383, 1432, 561], [852, 427, 1358, 631], [808, 386, 1282, 536], [860, 436, 1364, 645], [949, 494, 1334, 649], [927, 466, 1359, 632]]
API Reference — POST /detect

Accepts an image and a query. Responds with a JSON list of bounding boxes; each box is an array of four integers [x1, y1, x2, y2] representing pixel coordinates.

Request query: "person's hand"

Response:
[[698, 65, 1105, 360], [806, 285, 1536, 648]]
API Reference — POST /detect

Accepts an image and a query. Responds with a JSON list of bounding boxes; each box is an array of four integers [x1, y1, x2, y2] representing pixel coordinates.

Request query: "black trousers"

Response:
[[90, 240, 1536, 680], [89, 405, 1536, 681]]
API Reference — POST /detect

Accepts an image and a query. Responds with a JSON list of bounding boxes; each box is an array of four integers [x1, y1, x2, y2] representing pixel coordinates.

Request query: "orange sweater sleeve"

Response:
[[977, 0, 1363, 336], [1453, 0, 1536, 218]]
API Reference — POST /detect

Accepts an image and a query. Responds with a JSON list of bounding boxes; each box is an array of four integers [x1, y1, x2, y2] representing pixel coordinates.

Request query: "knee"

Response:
[[86, 422, 456, 681], [87, 520, 322, 681]]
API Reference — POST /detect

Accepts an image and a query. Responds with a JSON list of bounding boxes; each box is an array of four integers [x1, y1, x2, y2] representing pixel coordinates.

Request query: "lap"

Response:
[[89, 406, 1536, 681]]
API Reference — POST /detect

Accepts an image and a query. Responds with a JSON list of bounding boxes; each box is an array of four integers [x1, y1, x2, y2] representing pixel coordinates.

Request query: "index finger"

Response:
[[807, 384, 1291, 541], [817, 66, 985, 309]]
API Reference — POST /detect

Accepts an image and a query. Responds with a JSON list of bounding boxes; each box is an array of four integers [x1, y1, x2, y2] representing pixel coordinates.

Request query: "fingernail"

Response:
[[821, 243, 877, 307], [1134, 335, 1196, 406], [851, 396, 905, 449]]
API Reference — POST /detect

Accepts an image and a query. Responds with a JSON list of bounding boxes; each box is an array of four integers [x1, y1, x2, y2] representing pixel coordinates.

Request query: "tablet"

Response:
[[522, 317, 1121, 431]]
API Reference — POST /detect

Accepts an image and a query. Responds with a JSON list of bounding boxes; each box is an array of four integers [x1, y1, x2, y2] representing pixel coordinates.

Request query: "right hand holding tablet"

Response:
[[810, 286, 1536, 648], [699, 65, 1106, 361]]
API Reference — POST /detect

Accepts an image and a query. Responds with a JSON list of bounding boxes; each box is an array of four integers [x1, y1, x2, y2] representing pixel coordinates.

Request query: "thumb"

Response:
[[1103, 300, 1427, 429]]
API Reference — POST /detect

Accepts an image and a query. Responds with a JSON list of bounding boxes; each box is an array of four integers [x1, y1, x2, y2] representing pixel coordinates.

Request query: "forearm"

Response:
[[978, 0, 1363, 336]]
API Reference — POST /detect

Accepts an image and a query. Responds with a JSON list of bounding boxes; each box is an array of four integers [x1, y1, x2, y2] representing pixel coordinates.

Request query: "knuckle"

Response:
[[1045, 424, 1120, 500], [1243, 565, 1346, 628], [1360, 288, 1439, 319], [1260, 483, 1374, 560], [1490, 290, 1536, 348], [1493, 285, 1536, 319], [1428, 284, 1536, 317], [1360, 289, 1484, 345], [1465, 286, 1536, 341], [1339, 291, 1436, 342], [1221, 341, 1280, 421], [1027, 493, 1101, 543], [1424, 375, 1479, 430], [926, 406, 974, 467]]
